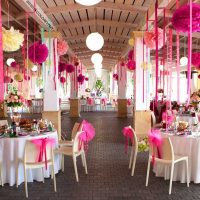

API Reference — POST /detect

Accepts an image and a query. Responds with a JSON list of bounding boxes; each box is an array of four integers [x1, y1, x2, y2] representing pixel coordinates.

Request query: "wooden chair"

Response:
[[55, 131, 88, 182], [145, 137, 189, 194], [16, 140, 57, 198]]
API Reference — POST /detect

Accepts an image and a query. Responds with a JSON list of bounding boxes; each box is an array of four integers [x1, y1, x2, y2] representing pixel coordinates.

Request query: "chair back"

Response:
[[24, 139, 53, 164], [0, 120, 8, 126], [71, 122, 83, 140], [128, 126, 138, 149], [73, 131, 83, 153], [149, 137, 174, 161], [151, 112, 156, 127]]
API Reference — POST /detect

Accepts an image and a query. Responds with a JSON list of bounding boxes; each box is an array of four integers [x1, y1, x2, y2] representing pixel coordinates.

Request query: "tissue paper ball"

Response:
[[192, 52, 200, 69], [66, 64, 75, 73], [60, 76, 66, 84], [57, 40, 69, 56], [126, 60, 136, 71], [14, 73, 23, 82], [77, 74, 85, 84]]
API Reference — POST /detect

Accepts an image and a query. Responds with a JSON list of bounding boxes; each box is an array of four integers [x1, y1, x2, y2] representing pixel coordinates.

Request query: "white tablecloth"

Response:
[[0, 131, 61, 186], [154, 133, 200, 183]]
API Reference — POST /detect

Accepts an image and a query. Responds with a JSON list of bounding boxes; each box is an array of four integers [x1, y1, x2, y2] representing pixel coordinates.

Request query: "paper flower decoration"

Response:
[[59, 62, 67, 72], [66, 64, 75, 73], [28, 41, 48, 64], [128, 50, 134, 60], [14, 73, 23, 82], [128, 38, 134, 46], [141, 62, 152, 70], [192, 52, 200, 69], [2, 26, 24, 52], [77, 74, 85, 84], [113, 73, 118, 81], [198, 74, 200, 79], [144, 28, 166, 49], [4, 76, 13, 83], [10, 61, 17, 68], [57, 40, 68, 56], [126, 60, 136, 71], [60, 76, 66, 84], [24, 74, 30, 81], [85, 77, 89, 81], [171, 3, 200, 33]]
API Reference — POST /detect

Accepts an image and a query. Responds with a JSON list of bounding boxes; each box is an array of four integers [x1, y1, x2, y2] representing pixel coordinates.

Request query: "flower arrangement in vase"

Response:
[[5, 91, 24, 108]]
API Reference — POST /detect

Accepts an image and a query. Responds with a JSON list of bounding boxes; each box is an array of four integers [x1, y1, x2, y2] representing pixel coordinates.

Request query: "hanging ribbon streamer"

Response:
[[155, 0, 159, 104], [142, 34, 145, 103], [41, 27, 46, 93], [187, 0, 192, 106], [169, 28, 172, 111], [53, 40, 57, 90], [48, 20, 51, 75], [0, 0, 4, 101], [162, 8, 166, 95]]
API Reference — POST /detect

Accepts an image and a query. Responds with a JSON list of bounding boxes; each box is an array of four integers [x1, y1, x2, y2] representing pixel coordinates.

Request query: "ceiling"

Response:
[[2, 0, 200, 70]]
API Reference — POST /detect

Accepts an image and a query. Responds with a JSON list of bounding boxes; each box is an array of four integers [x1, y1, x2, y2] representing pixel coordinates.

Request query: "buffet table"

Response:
[[154, 131, 200, 183], [0, 131, 61, 186]]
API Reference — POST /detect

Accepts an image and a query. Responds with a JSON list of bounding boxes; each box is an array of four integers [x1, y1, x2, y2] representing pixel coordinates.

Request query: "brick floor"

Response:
[[1, 112, 200, 200]]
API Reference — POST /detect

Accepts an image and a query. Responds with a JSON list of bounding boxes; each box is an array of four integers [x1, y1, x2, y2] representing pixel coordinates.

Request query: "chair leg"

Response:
[[0, 164, 3, 187], [61, 155, 64, 172], [82, 152, 88, 174], [131, 149, 137, 176], [129, 146, 134, 169], [42, 168, 45, 183], [24, 167, 28, 198], [81, 154, 85, 167], [16, 161, 18, 188], [145, 157, 151, 186], [51, 164, 57, 192], [186, 158, 189, 187], [169, 163, 174, 195], [73, 156, 79, 182]]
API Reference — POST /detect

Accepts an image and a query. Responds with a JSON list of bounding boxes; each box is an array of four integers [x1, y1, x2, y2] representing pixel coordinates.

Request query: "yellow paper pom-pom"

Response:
[[14, 73, 23, 82], [141, 62, 152, 70], [25, 59, 34, 69], [130, 31, 135, 38], [128, 38, 135, 46], [3, 27, 24, 52]]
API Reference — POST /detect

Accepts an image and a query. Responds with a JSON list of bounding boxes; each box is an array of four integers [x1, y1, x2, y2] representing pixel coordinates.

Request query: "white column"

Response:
[[118, 65, 127, 99]]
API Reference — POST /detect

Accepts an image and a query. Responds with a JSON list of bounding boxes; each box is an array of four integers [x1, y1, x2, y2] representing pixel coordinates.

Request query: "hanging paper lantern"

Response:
[[59, 62, 67, 72], [144, 28, 166, 50], [126, 60, 136, 71], [128, 50, 134, 60], [24, 74, 30, 81], [28, 41, 48, 64], [192, 52, 200, 69], [66, 64, 75, 73], [171, 3, 200, 33], [4, 76, 13, 83], [57, 40, 69, 56], [6, 58, 15, 66], [113, 73, 118, 81], [14, 73, 23, 82], [77, 74, 85, 84], [60, 76, 66, 84], [2, 27, 24, 52], [85, 77, 89, 81], [198, 74, 200, 79], [141, 62, 152, 70], [10, 61, 17, 68], [128, 38, 134, 47]]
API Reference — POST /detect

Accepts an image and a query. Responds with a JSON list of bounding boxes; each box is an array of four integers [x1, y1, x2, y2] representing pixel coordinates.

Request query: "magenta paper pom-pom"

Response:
[[66, 64, 75, 73], [128, 50, 134, 60], [85, 77, 89, 81], [74, 61, 79, 67], [28, 41, 48, 64], [144, 28, 166, 50], [4, 76, 12, 83], [77, 74, 85, 84], [60, 76, 66, 84], [24, 74, 30, 81], [198, 74, 200, 79], [59, 62, 67, 72], [127, 60, 136, 71], [113, 73, 118, 81], [192, 52, 200, 69], [57, 40, 68, 56], [172, 3, 200, 33], [10, 61, 17, 68]]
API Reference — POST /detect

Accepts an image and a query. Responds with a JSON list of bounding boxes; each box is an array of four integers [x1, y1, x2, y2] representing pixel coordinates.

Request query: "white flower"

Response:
[[14, 96, 18, 100]]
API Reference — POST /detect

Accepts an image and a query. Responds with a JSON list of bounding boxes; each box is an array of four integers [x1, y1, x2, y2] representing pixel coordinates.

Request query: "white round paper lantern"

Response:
[[95, 67, 102, 78], [75, 0, 102, 6], [6, 58, 15, 66], [180, 57, 188, 66], [91, 53, 103, 64], [94, 63, 103, 69], [31, 65, 38, 72], [86, 32, 104, 51]]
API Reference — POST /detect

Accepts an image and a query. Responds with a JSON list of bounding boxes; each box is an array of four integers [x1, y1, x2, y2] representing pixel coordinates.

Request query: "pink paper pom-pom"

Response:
[[113, 73, 118, 81], [57, 40, 69, 56], [60, 76, 66, 84], [144, 28, 166, 50], [10, 61, 17, 68], [59, 62, 67, 72], [192, 52, 200, 69], [77, 74, 85, 84], [85, 77, 89, 81], [28, 41, 48, 64], [66, 64, 75, 73], [126, 60, 136, 71], [4, 76, 12, 83], [172, 3, 200, 33], [128, 50, 134, 60]]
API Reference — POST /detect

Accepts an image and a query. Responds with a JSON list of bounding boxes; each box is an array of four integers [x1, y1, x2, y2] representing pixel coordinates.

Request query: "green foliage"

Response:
[[138, 136, 149, 152]]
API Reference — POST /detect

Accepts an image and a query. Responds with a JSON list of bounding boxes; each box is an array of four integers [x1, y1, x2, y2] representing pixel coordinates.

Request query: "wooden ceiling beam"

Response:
[[74, 47, 122, 54], [44, 2, 148, 15], [56, 19, 137, 30]]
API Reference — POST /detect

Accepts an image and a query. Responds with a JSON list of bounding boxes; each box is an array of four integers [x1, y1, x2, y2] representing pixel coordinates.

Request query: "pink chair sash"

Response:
[[32, 138, 55, 169], [101, 98, 106, 106], [122, 126, 134, 153], [87, 98, 93, 105], [148, 129, 162, 165], [162, 111, 174, 126], [127, 99, 132, 106], [78, 120, 95, 151]]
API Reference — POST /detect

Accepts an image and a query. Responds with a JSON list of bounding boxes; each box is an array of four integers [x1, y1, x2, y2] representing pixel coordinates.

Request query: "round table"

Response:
[[0, 131, 61, 186], [154, 132, 200, 183]]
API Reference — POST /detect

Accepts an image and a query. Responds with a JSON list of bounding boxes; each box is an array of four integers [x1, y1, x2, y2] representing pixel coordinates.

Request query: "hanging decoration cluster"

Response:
[[192, 52, 200, 69], [57, 40, 69, 56], [126, 50, 136, 71], [2, 27, 24, 52]]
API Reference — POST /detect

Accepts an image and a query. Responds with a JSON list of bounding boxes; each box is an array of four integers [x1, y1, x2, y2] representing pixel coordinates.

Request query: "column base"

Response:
[[42, 110, 61, 140], [117, 99, 127, 118], [133, 110, 151, 139], [70, 99, 80, 118]]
